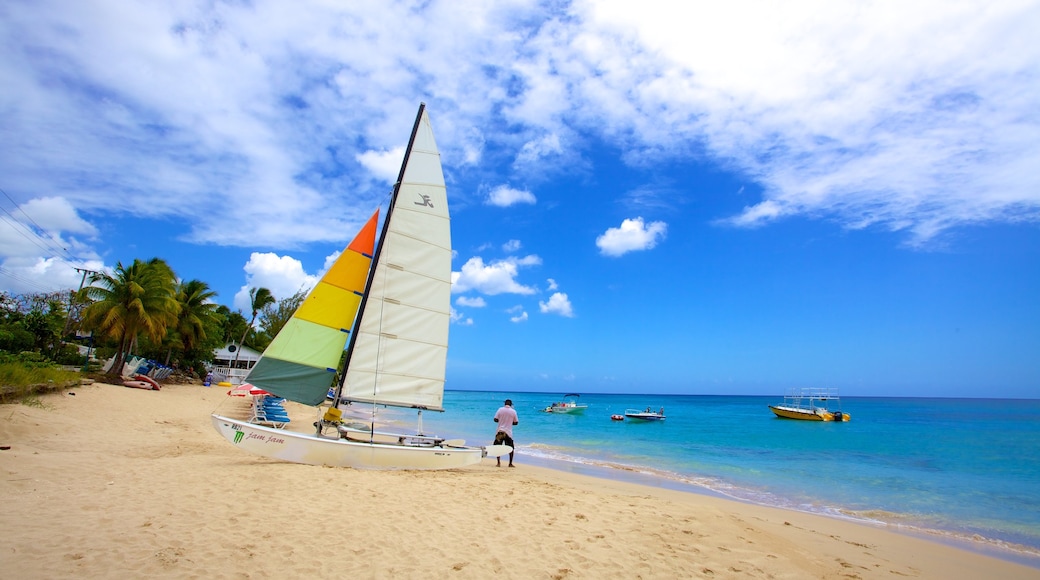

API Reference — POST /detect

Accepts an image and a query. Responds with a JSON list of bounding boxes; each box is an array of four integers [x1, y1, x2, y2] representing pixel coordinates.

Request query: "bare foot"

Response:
[[508, 464, 515, 467]]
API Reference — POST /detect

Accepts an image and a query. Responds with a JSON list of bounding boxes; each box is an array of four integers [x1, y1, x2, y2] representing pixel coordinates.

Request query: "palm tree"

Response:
[[167, 279, 220, 366], [233, 287, 275, 367], [79, 258, 179, 377]]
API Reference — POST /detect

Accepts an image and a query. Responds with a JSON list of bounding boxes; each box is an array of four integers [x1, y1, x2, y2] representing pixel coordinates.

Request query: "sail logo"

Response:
[[415, 194, 434, 208], [233, 431, 244, 444]]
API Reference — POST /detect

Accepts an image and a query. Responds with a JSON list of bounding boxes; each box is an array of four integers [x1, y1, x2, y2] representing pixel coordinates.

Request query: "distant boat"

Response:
[[624, 407, 665, 421], [769, 388, 850, 422], [543, 393, 588, 414]]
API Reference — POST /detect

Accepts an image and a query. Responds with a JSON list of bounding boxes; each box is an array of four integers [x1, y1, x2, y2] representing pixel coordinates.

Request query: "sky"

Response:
[[1, 1, 1038, 398]]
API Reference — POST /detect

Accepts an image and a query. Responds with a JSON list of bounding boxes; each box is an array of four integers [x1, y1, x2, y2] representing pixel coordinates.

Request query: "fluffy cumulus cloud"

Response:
[[451, 255, 541, 295], [357, 146, 406, 183], [486, 185, 537, 207], [455, 296, 487, 308], [596, 217, 667, 257], [539, 292, 574, 317], [236, 252, 319, 311]]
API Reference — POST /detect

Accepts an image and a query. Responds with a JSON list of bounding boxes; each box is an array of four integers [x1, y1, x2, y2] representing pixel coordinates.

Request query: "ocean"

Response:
[[381, 391, 1040, 564]]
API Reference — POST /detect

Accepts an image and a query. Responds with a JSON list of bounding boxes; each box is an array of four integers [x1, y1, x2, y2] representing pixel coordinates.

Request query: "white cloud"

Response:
[[515, 133, 563, 166], [539, 292, 574, 317], [576, 0, 1040, 243], [546, 278, 558, 291], [486, 185, 537, 207], [0, 195, 104, 293], [450, 307, 474, 326], [18, 197, 98, 236], [502, 239, 522, 252], [451, 255, 541, 295], [357, 146, 406, 183], [456, 296, 487, 308], [725, 200, 786, 228], [236, 252, 317, 311], [509, 307, 528, 323], [596, 217, 667, 257]]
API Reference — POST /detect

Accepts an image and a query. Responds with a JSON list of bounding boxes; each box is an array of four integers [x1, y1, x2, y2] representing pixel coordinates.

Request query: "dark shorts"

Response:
[[494, 431, 514, 449]]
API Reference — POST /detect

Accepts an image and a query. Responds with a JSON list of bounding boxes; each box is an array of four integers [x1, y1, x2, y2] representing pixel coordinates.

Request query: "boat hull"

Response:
[[211, 414, 490, 470], [624, 409, 665, 422], [548, 405, 587, 414], [769, 405, 849, 421]]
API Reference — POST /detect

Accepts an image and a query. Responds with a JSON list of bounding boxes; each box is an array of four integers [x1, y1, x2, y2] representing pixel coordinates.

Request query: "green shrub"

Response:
[[0, 351, 81, 403]]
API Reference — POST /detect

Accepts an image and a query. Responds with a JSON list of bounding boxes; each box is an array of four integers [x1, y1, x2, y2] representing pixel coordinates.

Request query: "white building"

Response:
[[209, 342, 262, 385]]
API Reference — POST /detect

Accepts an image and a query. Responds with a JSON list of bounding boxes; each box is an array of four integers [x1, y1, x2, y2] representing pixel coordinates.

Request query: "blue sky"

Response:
[[1, 1, 1037, 398]]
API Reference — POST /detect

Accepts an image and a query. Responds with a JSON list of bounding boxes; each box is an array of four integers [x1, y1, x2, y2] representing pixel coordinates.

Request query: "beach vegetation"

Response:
[[1, 261, 306, 382], [260, 288, 305, 341], [238, 287, 275, 353], [77, 258, 180, 379], [0, 290, 70, 359], [0, 351, 79, 403]]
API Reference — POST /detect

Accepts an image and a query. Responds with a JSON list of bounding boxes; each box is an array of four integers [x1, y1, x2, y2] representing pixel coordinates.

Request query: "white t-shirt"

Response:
[[493, 405, 518, 437]]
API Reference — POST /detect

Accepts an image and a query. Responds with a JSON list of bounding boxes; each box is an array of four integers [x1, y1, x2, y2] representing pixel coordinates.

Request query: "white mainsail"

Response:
[[340, 107, 451, 411]]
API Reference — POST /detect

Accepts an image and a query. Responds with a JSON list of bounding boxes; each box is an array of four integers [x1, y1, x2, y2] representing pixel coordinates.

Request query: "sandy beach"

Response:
[[1, 382, 1036, 579]]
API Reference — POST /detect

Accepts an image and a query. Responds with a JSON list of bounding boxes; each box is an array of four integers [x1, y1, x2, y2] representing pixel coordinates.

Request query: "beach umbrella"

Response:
[[227, 383, 269, 397]]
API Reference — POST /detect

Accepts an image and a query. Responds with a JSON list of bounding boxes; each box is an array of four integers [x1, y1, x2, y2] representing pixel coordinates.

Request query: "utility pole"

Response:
[[62, 267, 98, 337]]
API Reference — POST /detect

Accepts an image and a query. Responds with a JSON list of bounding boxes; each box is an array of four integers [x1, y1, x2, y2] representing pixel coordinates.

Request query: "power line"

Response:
[[0, 266, 60, 294], [0, 186, 81, 265]]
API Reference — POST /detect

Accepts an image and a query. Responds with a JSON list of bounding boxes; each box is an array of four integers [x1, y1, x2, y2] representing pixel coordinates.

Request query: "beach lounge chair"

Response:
[[250, 396, 290, 428]]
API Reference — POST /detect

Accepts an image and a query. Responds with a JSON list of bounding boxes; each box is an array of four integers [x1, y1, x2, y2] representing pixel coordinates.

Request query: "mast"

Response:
[[332, 103, 428, 406]]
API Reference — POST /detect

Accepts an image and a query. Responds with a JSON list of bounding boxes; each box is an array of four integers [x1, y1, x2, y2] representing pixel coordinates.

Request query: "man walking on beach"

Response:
[[493, 399, 519, 467]]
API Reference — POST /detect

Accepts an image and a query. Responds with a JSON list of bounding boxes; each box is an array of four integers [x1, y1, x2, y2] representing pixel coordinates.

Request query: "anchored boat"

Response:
[[543, 394, 588, 414], [769, 388, 850, 422], [624, 407, 666, 421]]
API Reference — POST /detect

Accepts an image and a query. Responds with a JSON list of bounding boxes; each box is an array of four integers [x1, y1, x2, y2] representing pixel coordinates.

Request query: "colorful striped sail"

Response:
[[245, 210, 379, 405]]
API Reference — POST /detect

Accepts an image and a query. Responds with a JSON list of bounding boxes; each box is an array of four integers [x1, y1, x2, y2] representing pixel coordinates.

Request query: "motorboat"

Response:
[[624, 407, 665, 421], [543, 394, 588, 414], [769, 388, 850, 422]]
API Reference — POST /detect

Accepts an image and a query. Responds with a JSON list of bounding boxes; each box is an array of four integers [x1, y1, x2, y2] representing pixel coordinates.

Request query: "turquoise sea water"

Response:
[[393, 391, 1040, 563]]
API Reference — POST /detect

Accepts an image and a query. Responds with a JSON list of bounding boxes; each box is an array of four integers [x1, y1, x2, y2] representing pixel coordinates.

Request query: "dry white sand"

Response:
[[1, 382, 1036, 579]]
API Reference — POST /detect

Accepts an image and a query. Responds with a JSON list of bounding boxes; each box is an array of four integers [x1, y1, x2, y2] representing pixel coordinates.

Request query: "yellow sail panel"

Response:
[[264, 317, 349, 369], [294, 283, 362, 330]]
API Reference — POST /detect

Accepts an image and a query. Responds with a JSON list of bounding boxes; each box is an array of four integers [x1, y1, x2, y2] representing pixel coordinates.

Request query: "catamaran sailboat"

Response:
[[211, 104, 509, 469]]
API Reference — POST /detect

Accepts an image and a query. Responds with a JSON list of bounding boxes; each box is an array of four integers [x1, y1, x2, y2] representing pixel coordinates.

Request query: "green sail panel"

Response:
[[244, 357, 336, 406], [264, 317, 350, 368]]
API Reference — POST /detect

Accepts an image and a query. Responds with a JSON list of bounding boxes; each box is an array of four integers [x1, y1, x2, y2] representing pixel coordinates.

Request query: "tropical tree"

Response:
[[160, 278, 221, 369], [260, 288, 306, 341], [233, 287, 275, 366], [78, 259, 180, 377], [0, 291, 68, 357], [214, 305, 249, 345]]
